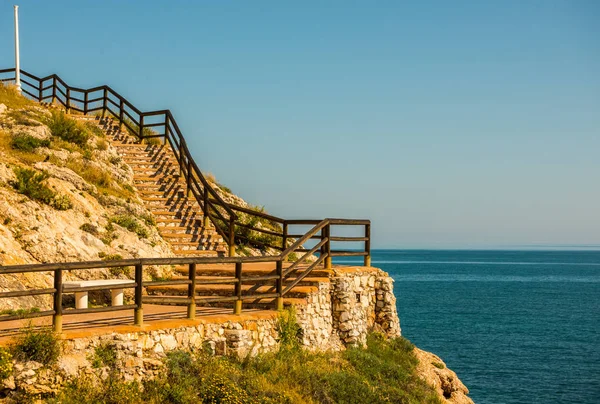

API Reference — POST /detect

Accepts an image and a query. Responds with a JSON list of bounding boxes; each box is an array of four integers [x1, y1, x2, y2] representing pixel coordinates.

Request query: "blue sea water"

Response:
[[334, 250, 600, 404]]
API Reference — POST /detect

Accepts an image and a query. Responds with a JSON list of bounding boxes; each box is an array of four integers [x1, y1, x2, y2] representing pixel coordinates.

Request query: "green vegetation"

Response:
[[432, 361, 445, 369], [91, 343, 118, 369], [10, 132, 50, 152], [99, 253, 129, 277], [11, 167, 72, 210], [5, 109, 43, 127], [50, 333, 440, 404], [0, 347, 13, 381], [0, 307, 40, 318], [276, 307, 302, 350], [110, 214, 150, 239], [80, 223, 100, 236], [46, 111, 90, 148], [12, 327, 61, 366]]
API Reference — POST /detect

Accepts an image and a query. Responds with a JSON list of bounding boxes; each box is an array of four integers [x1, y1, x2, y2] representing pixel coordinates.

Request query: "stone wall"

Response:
[[2, 266, 402, 396]]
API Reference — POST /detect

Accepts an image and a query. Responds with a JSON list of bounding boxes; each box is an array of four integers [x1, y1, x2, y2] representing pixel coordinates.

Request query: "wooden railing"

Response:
[[0, 219, 369, 332], [0, 68, 373, 329]]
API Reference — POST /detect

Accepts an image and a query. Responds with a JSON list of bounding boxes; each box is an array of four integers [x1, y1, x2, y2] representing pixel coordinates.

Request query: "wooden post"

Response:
[[102, 87, 108, 119], [203, 191, 210, 227], [119, 99, 124, 130], [325, 224, 332, 269], [228, 218, 235, 257], [134, 264, 143, 326], [275, 261, 283, 311], [234, 262, 242, 314], [364, 223, 371, 267], [38, 79, 43, 102], [178, 143, 184, 177], [66, 87, 71, 113], [52, 269, 63, 333], [187, 263, 196, 319], [51, 77, 56, 105], [139, 114, 144, 139], [282, 222, 288, 251], [186, 160, 192, 198], [83, 91, 88, 115]]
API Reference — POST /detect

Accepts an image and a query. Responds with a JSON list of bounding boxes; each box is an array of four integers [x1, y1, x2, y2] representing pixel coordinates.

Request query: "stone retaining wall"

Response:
[[2, 266, 401, 396]]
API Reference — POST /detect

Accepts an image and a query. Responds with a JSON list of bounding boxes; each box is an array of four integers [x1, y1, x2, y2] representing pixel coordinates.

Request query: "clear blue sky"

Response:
[[1, 1, 599, 248]]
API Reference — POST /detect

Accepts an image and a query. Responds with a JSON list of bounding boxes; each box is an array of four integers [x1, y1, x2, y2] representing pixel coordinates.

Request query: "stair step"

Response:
[[173, 249, 225, 256], [146, 283, 317, 297], [173, 265, 333, 278]]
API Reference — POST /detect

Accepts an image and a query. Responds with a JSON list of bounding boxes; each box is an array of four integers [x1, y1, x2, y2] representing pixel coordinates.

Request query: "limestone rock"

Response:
[[414, 348, 473, 404]]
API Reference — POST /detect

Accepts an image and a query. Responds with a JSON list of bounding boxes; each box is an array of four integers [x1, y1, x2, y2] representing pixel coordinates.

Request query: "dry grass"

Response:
[[0, 83, 36, 109]]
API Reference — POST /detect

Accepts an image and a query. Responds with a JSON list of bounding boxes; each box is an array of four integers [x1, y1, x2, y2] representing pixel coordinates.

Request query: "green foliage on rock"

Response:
[[49, 334, 441, 404], [11, 167, 72, 210], [10, 132, 50, 152], [46, 111, 90, 148], [12, 327, 61, 366]]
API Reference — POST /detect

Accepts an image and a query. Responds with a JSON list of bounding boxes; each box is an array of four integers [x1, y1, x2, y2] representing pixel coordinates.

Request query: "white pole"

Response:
[[14, 5, 21, 94]]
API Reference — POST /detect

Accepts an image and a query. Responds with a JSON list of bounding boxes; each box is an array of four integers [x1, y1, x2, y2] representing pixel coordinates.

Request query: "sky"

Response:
[[1, 1, 599, 249]]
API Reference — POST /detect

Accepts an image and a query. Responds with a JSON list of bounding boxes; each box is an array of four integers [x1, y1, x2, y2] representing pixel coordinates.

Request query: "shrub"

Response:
[[47, 111, 89, 148], [11, 167, 55, 205], [84, 121, 105, 138], [110, 215, 149, 239], [12, 327, 60, 365], [276, 306, 302, 351], [0, 307, 41, 319], [10, 133, 50, 152], [6, 110, 42, 126], [91, 343, 118, 369], [0, 347, 13, 381], [51, 194, 73, 210], [96, 138, 108, 151], [80, 223, 100, 236]]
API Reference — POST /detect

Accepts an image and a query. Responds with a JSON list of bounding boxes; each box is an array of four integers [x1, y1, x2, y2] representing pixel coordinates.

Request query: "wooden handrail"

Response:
[[0, 68, 374, 328]]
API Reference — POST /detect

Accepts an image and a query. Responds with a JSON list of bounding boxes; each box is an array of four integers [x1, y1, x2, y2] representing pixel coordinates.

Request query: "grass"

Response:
[[91, 343, 118, 369], [49, 333, 441, 404], [12, 326, 61, 366], [0, 83, 36, 109], [46, 111, 90, 148], [0, 347, 13, 381], [10, 132, 50, 152], [0, 307, 41, 318], [10, 167, 72, 210], [110, 214, 150, 239]]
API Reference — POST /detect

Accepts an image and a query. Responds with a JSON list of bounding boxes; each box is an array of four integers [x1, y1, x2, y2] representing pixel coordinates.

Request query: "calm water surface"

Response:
[[334, 250, 600, 404]]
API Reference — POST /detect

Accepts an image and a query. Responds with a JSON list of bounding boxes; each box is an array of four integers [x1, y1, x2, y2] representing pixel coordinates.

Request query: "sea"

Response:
[[333, 250, 600, 404]]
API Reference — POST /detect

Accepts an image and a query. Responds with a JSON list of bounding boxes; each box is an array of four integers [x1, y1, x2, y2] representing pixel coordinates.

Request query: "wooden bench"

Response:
[[63, 280, 136, 309]]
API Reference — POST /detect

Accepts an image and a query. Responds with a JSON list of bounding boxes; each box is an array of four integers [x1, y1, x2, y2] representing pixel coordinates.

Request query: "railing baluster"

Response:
[[52, 269, 63, 333], [83, 91, 88, 115], [325, 224, 332, 269], [38, 78, 42, 102], [139, 114, 144, 139], [276, 261, 283, 311], [134, 263, 143, 326], [52, 76, 56, 105], [102, 87, 108, 118], [187, 263, 196, 319], [66, 87, 71, 113], [186, 159, 191, 198], [119, 98, 124, 130], [228, 218, 235, 257], [282, 222, 288, 251], [234, 262, 242, 314], [364, 223, 371, 267], [203, 190, 210, 227]]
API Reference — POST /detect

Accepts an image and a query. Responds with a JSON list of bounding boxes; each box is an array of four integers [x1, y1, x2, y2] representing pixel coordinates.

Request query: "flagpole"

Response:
[[14, 5, 21, 94]]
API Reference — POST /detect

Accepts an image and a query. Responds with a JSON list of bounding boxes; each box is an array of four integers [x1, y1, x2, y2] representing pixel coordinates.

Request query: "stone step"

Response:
[[173, 265, 333, 278], [146, 283, 317, 298], [168, 241, 225, 250], [170, 275, 327, 287], [158, 227, 217, 236], [172, 249, 223, 257]]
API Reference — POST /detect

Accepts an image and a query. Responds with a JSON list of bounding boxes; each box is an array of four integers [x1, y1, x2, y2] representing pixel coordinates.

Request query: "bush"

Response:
[[12, 327, 60, 365], [96, 138, 108, 151], [80, 223, 100, 236], [10, 167, 72, 210], [10, 133, 50, 152], [110, 215, 149, 239], [12, 167, 54, 204], [91, 343, 118, 369], [276, 306, 302, 351], [0, 347, 13, 381], [47, 111, 89, 148]]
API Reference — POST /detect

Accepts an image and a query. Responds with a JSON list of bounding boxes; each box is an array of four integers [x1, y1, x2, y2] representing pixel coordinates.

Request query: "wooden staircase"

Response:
[[82, 117, 328, 309], [95, 119, 228, 257]]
